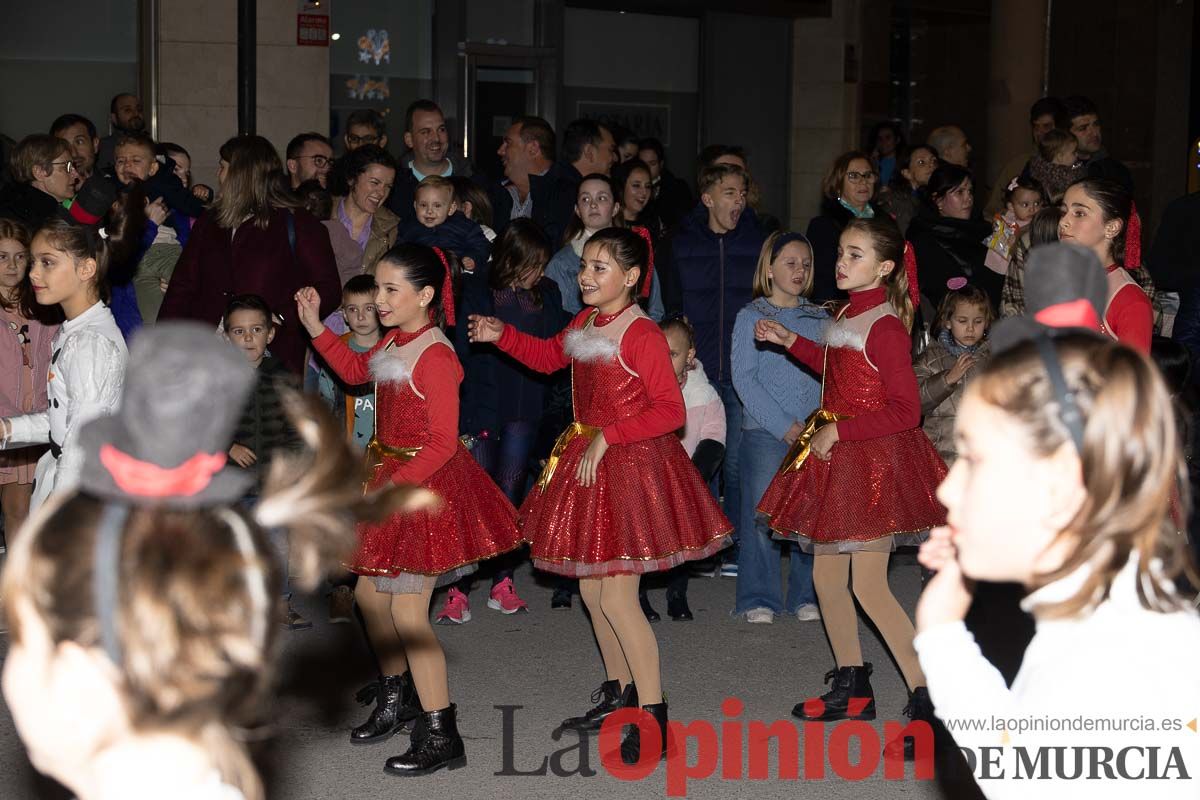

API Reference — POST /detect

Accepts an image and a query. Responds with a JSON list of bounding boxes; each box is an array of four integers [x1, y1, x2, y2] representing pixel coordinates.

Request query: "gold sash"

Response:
[[364, 437, 422, 490], [535, 421, 600, 492], [778, 409, 850, 474]]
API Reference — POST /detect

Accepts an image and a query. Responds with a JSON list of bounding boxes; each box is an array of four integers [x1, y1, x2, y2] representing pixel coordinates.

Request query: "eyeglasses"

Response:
[[298, 155, 331, 167], [51, 160, 76, 174], [846, 170, 877, 184], [346, 134, 380, 147]]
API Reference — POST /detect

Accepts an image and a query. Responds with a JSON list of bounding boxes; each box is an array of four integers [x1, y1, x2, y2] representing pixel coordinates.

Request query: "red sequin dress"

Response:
[[496, 304, 732, 576], [312, 324, 522, 587], [757, 291, 947, 552]]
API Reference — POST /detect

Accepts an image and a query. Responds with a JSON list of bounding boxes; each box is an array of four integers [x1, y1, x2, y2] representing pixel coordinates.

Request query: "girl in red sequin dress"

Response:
[[469, 228, 731, 764], [296, 244, 522, 777], [754, 217, 945, 758]]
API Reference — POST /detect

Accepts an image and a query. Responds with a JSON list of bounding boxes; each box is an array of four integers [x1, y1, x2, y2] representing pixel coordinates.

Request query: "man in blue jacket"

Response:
[[662, 162, 765, 570]]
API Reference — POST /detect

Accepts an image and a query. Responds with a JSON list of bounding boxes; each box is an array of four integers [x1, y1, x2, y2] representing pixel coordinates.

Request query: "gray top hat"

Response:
[[77, 322, 257, 507], [992, 242, 1108, 354]]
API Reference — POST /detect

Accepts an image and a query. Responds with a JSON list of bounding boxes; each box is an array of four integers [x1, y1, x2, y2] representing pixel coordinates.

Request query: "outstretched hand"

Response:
[[755, 319, 799, 350], [294, 287, 324, 337], [468, 314, 505, 344]]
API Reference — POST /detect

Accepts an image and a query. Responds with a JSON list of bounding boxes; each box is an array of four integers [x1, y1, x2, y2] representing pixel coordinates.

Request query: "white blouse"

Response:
[[1, 301, 126, 508], [915, 558, 1200, 798]]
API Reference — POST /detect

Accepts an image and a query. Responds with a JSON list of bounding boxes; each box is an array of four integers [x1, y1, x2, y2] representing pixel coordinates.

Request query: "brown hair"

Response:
[[1038, 128, 1076, 162], [659, 315, 695, 350], [843, 217, 914, 332], [1, 396, 422, 800], [33, 212, 140, 306], [583, 227, 649, 304], [450, 176, 492, 228], [821, 150, 874, 202], [698, 162, 748, 197], [9, 134, 70, 183], [211, 136, 298, 230], [935, 282, 994, 334], [753, 232, 814, 300], [415, 175, 454, 202], [489, 218, 551, 305], [0, 219, 41, 318], [971, 335, 1197, 618], [562, 174, 622, 247]]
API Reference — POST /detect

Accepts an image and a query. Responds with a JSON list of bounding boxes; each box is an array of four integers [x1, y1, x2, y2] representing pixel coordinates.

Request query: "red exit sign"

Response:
[[297, 14, 329, 46]]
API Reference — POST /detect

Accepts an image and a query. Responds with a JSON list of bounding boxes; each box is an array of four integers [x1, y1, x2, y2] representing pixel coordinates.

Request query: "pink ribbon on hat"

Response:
[[100, 445, 228, 498]]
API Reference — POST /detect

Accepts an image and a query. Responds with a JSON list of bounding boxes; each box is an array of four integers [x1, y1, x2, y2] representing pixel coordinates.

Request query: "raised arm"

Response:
[[310, 327, 391, 385], [474, 309, 592, 374]]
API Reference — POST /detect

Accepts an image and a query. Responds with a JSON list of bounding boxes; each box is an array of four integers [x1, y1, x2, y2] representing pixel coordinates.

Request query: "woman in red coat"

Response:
[[160, 136, 342, 374]]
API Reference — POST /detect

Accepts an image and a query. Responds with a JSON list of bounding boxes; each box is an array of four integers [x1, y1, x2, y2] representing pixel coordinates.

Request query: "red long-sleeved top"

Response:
[[785, 287, 921, 441], [312, 325, 462, 484], [1104, 265, 1153, 355], [496, 306, 686, 444]]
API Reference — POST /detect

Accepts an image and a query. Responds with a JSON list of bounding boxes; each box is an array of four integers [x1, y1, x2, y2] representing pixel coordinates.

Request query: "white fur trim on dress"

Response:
[[369, 347, 413, 384], [563, 327, 619, 363], [823, 319, 866, 351]]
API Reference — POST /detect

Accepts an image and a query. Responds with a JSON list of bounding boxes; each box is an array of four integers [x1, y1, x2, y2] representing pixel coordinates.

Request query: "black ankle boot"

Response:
[[559, 680, 637, 732], [640, 591, 661, 623], [792, 664, 876, 721], [618, 702, 670, 765], [666, 590, 693, 621], [884, 686, 937, 761], [351, 672, 419, 744], [384, 704, 467, 776]]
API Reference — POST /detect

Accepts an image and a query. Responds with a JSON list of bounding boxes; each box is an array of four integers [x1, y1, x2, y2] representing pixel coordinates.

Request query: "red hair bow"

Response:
[[903, 241, 920, 312], [632, 226, 655, 300], [431, 247, 456, 327]]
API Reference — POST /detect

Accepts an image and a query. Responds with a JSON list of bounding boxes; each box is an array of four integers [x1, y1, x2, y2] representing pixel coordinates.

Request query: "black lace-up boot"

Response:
[[350, 672, 419, 744], [791, 663, 876, 721], [559, 680, 637, 732], [384, 704, 467, 776]]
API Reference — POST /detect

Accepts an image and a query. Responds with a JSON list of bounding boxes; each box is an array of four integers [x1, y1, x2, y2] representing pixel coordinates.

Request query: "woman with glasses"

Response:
[[907, 163, 998, 312], [806, 151, 882, 303], [0, 135, 77, 230], [876, 144, 939, 237]]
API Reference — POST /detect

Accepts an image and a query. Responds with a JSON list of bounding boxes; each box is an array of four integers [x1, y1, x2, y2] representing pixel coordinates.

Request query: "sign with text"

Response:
[[298, 14, 329, 47], [576, 101, 671, 146]]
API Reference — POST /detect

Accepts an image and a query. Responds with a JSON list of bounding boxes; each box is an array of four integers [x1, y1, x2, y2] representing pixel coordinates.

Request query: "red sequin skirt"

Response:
[[347, 445, 524, 577], [757, 428, 947, 550], [519, 432, 732, 577]]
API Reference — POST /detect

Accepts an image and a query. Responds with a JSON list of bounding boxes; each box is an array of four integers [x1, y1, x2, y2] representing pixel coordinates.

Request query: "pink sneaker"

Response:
[[435, 587, 472, 624], [487, 577, 529, 614]]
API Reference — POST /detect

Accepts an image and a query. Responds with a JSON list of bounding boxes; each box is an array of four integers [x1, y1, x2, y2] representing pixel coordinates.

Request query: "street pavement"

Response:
[[1, 553, 1030, 799]]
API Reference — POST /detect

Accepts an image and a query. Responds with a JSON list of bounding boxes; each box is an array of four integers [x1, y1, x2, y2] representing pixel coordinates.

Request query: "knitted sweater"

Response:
[[231, 355, 303, 485], [731, 297, 828, 440]]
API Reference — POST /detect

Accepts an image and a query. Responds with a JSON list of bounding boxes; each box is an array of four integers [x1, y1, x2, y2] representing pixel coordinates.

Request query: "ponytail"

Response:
[[376, 243, 461, 329], [845, 217, 914, 331]]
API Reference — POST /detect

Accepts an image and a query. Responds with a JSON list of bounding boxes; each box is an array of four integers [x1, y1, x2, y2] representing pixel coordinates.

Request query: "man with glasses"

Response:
[[0, 134, 76, 229], [285, 133, 333, 189], [343, 109, 388, 154], [50, 114, 101, 185]]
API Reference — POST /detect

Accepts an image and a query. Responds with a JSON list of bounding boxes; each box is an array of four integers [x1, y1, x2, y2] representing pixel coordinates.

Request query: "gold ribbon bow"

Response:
[[778, 409, 850, 474], [536, 421, 600, 492], [364, 437, 422, 491]]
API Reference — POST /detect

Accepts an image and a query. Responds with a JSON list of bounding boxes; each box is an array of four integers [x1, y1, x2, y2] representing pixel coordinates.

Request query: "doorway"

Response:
[[471, 67, 536, 183]]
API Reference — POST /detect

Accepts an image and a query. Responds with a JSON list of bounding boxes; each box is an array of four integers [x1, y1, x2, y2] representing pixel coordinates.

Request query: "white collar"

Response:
[[1020, 554, 1167, 617], [62, 301, 109, 333]]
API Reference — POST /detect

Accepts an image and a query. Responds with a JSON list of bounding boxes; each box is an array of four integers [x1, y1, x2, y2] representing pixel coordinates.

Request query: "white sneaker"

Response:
[[745, 608, 774, 624], [795, 604, 821, 622]]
